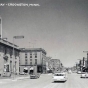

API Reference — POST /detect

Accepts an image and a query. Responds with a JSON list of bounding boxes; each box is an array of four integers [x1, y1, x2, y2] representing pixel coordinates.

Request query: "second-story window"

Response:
[[25, 53, 27, 58], [25, 58, 28, 65], [4, 47, 7, 55], [30, 52, 32, 58], [30, 62, 32, 65], [10, 49, 12, 57], [35, 59, 37, 65], [34, 52, 37, 58], [30, 59, 32, 61]]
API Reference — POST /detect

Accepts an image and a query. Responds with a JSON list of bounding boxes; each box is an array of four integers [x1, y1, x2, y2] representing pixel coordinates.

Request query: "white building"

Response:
[[0, 38, 20, 76]]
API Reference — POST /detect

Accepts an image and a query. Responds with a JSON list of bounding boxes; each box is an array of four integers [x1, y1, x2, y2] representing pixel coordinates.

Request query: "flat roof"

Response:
[[19, 48, 47, 55]]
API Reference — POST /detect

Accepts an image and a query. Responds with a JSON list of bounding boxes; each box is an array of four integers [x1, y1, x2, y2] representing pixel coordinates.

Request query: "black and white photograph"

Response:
[[0, 0, 88, 88]]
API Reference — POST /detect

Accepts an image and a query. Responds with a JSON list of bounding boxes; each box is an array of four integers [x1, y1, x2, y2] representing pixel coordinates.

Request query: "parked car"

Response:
[[2, 72, 11, 77], [80, 72, 88, 78], [30, 73, 40, 79], [68, 70, 72, 74], [72, 71, 77, 73], [52, 73, 67, 82]]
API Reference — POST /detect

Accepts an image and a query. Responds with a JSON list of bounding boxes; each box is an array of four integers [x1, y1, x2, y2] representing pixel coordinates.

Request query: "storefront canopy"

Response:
[[30, 67, 34, 70], [24, 67, 28, 70]]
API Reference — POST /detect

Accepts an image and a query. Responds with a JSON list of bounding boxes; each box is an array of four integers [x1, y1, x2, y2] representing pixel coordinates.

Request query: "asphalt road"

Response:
[[0, 73, 88, 88]]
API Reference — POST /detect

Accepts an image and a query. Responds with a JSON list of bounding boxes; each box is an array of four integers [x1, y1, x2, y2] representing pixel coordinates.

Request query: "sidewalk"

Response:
[[0, 74, 30, 83]]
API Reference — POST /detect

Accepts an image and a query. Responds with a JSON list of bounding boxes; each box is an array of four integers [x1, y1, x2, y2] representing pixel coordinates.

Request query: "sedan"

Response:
[[81, 72, 88, 78], [30, 73, 40, 79], [52, 73, 67, 82]]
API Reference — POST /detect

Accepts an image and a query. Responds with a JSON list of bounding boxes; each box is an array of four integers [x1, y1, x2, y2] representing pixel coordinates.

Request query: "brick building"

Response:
[[19, 48, 47, 73]]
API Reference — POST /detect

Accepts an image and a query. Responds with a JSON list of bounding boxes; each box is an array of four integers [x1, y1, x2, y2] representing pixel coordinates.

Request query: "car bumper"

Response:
[[81, 76, 88, 78], [53, 78, 66, 81]]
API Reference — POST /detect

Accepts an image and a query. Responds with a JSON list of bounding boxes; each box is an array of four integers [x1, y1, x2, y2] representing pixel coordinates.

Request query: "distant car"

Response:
[[52, 73, 67, 82], [81, 72, 88, 78], [72, 71, 77, 73], [68, 70, 72, 74], [77, 71, 82, 74]]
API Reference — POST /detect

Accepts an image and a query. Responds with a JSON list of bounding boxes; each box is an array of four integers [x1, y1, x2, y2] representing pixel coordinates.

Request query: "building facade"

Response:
[[19, 48, 47, 73], [0, 39, 20, 76], [45, 57, 52, 72], [50, 59, 61, 73]]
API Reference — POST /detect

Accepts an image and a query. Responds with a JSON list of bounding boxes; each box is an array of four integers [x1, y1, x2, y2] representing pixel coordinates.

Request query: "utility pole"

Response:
[[12, 35, 24, 79], [0, 16, 2, 38], [77, 59, 82, 72], [76, 62, 78, 71], [79, 60, 82, 71], [83, 57, 85, 67]]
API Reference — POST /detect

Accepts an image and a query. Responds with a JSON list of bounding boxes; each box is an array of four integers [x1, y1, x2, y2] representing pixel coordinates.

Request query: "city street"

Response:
[[0, 73, 88, 88]]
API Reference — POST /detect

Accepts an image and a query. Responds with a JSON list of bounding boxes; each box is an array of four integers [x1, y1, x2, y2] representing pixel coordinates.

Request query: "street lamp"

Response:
[[12, 35, 24, 79]]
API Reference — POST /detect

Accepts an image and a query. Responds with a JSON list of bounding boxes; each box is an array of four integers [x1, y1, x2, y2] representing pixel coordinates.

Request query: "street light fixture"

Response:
[[12, 35, 24, 79]]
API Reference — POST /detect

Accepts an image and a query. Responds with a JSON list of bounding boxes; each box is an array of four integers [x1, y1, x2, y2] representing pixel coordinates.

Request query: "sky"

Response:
[[0, 0, 88, 67]]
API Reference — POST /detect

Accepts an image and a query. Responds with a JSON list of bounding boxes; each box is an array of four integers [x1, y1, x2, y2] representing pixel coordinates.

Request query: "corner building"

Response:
[[19, 48, 47, 73], [0, 39, 20, 76]]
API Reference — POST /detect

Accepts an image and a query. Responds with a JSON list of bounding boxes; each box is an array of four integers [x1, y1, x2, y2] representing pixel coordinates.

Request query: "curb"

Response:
[[16, 76, 30, 80]]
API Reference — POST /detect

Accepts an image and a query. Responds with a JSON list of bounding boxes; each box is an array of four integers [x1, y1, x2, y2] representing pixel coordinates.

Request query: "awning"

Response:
[[30, 67, 34, 70], [24, 67, 28, 70]]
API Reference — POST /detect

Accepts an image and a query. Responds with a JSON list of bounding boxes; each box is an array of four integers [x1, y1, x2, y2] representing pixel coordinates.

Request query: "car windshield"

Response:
[[54, 74, 64, 76]]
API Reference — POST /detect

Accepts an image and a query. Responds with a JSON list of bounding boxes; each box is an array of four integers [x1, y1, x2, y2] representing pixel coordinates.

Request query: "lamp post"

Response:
[[75, 62, 78, 71], [12, 35, 24, 79]]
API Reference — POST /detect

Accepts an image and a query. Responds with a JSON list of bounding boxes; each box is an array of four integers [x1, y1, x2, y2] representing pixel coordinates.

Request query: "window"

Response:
[[10, 61, 12, 72], [35, 55, 37, 58], [30, 52, 32, 55], [30, 56, 32, 58], [15, 61, 17, 72], [30, 62, 32, 65], [4, 47, 7, 55], [34, 52, 37, 58], [35, 59, 37, 65], [25, 53, 27, 58], [10, 49, 12, 57], [15, 51, 19, 57], [30, 59, 32, 61], [30, 52, 32, 58], [0, 45, 4, 52], [25, 59, 28, 65], [54, 74, 64, 76], [6, 65, 9, 72]]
